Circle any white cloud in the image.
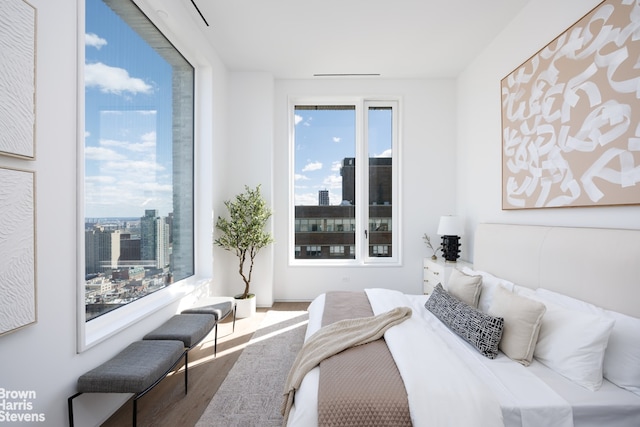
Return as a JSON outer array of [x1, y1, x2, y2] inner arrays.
[[85, 123, 171, 216], [101, 133, 156, 153], [106, 159, 164, 174], [86, 177, 172, 217], [140, 182, 173, 192], [85, 33, 107, 49], [85, 175, 117, 184], [297, 115, 312, 127], [295, 174, 309, 181], [85, 62, 153, 95], [294, 186, 343, 206], [329, 192, 342, 206], [302, 161, 322, 172], [375, 148, 393, 157], [84, 159, 171, 217], [85, 146, 126, 161], [331, 160, 342, 172], [322, 174, 343, 189], [141, 131, 156, 142], [295, 191, 320, 206], [332, 136, 341, 143]]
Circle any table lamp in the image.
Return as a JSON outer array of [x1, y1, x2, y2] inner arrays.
[[437, 215, 462, 262]]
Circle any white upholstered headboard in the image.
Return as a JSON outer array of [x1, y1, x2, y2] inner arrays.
[[473, 223, 640, 318]]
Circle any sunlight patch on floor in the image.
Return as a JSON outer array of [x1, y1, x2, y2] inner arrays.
[[248, 319, 308, 345]]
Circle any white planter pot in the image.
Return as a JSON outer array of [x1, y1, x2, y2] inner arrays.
[[235, 294, 256, 318]]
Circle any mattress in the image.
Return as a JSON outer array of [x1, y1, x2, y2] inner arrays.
[[287, 290, 640, 427]]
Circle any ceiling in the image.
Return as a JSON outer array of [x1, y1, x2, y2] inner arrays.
[[147, 0, 532, 79]]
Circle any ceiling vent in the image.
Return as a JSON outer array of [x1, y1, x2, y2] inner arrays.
[[313, 73, 381, 77], [190, 0, 209, 26]]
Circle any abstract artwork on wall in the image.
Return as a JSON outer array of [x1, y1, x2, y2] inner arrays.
[[501, 0, 640, 209], [0, 167, 36, 336], [0, 0, 36, 159]]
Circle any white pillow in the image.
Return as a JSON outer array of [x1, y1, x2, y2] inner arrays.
[[601, 310, 640, 396], [446, 268, 482, 308], [537, 288, 640, 396], [488, 286, 546, 366], [536, 288, 600, 313], [531, 294, 615, 391], [513, 284, 536, 298], [461, 266, 515, 313]]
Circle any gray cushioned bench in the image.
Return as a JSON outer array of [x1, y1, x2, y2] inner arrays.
[[143, 313, 217, 348], [181, 300, 236, 355], [68, 312, 218, 427]]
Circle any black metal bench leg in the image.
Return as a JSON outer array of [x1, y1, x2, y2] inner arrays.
[[233, 305, 237, 332], [214, 323, 219, 356], [68, 392, 82, 427], [133, 397, 137, 427], [185, 351, 189, 395]]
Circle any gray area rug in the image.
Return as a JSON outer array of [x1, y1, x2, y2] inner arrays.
[[196, 310, 308, 427]]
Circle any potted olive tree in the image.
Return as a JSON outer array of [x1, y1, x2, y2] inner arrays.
[[214, 185, 274, 318]]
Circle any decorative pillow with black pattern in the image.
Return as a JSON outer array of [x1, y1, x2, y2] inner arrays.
[[425, 284, 504, 359]]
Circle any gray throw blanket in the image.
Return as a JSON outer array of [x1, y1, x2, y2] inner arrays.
[[281, 305, 412, 425]]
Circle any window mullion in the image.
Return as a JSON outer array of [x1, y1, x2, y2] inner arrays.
[[355, 100, 367, 263]]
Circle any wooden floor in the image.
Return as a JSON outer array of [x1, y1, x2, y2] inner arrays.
[[101, 302, 310, 427]]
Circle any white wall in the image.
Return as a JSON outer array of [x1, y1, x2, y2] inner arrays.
[[211, 72, 276, 307], [0, 1, 80, 425], [273, 79, 458, 301], [457, 0, 640, 261], [0, 1, 229, 426]]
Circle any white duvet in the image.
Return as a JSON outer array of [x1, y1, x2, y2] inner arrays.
[[287, 288, 576, 427]]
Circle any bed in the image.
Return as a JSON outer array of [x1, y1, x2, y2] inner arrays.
[[284, 223, 640, 427]]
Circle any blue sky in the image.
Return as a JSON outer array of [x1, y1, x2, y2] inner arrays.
[[294, 107, 392, 206], [84, 0, 173, 219], [294, 108, 355, 206]]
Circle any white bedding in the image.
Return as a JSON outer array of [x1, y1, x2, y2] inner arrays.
[[367, 288, 503, 426], [287, 290, 640, 427]]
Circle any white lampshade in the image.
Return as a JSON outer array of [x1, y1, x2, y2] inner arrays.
[[437, 215, 462, 236]]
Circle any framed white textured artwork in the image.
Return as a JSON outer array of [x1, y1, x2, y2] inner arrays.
[[501, 0, 640, 209], [0, 167, 36, 336], [0, 0, 36, 159]]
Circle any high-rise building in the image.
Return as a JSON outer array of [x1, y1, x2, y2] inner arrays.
[[85, 227, 121, 275], [141, 209, 170, 269], [141, 209, 158, 262], [318, 189, 330, 206], [157, 219, 170, 269], [119, 233, 141, 262], [340, 157, 392, 205]]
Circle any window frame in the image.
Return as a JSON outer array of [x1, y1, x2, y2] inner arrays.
[[76, 0, 199, 352], [288, 97, 401, 267]]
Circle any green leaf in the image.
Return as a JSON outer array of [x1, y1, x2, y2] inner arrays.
[[214, 185, 274, 298]]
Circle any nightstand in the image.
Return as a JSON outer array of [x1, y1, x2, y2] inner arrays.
[[423, 258, 472, 294]]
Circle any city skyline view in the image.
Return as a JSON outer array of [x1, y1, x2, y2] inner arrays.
[[84, 207, 172, 320]]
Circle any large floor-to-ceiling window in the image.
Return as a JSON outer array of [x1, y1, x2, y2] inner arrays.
[[82, 0, 194, 325]]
